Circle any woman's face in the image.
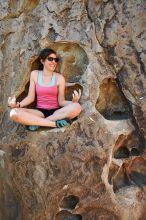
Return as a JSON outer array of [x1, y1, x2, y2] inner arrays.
[[43, 53, 59, 71]]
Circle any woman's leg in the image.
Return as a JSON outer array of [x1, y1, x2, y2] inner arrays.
[[10, 108, 56, 127], [47, 103, 81, 121]]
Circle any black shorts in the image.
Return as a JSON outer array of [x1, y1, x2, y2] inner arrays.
[[36, 108, 60, 118]]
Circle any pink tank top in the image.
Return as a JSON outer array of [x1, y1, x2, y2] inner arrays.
[[35, 71, 60, 109]]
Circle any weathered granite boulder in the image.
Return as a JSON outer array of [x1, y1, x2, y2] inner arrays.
[[0, 0, 146, 219]]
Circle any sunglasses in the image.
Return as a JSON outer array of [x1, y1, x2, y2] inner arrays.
[[47, 57, 59, 62]]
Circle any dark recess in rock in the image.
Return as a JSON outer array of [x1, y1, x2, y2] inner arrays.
[[59, 195, 79, 210]]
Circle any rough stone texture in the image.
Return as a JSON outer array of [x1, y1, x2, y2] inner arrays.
[[0, 0, 146, 219]]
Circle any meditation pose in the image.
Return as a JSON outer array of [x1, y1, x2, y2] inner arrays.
[[8, 48, 81, 130]]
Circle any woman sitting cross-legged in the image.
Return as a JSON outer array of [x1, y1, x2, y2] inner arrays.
[[8, 48, 82, 130]]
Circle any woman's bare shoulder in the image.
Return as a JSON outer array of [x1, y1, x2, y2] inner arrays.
[[56, 73, 65, 86], [56, 73, 65, 80], [31, 70, 39, 75], [30, 70, 39, 82]]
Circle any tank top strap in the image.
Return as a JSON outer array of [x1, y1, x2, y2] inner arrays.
[[51, 73, 56, 86], [51, 72, 59, 86], [55, 73, 59, 84], [37, 71, 43, 85]]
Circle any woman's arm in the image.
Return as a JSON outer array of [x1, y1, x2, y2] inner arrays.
[[58, 75, 81, 107], [18, 71, 37, 107]]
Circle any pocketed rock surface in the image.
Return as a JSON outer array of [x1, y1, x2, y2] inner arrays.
[[0, 0, 146, 219]]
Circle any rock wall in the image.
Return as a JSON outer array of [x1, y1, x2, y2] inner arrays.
[[0, 0, 146, 219]]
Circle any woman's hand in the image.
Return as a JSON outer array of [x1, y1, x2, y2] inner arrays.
[[72, 89, 81, 103], [8, 97, 18, 108]]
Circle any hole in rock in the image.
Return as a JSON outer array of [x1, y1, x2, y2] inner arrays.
[[65, 84, 83, 101], [49, 41, 89, 82], [129, 157, 146, 186], [112, 163, 131, 192], [16, 42, 86, 111], [48, 27, 58, 41], [113, 132, 142, 159], [114, 147, 130, 159], [16, 80, 36, 109], [55, 210, 82, 220], [130, 172, 146, 185], [113, 157, 146, 191], [96, 78, 131, 120], [59, 195, 79, 210], [12, 147, 26, 160], [131, 148, 140, 156]]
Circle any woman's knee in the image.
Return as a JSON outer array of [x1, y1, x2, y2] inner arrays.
[[10, 108, 21, 122], [72, 103, 82, 115]]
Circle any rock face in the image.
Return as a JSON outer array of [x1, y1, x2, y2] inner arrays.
[[0, 0, 146, 219]]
